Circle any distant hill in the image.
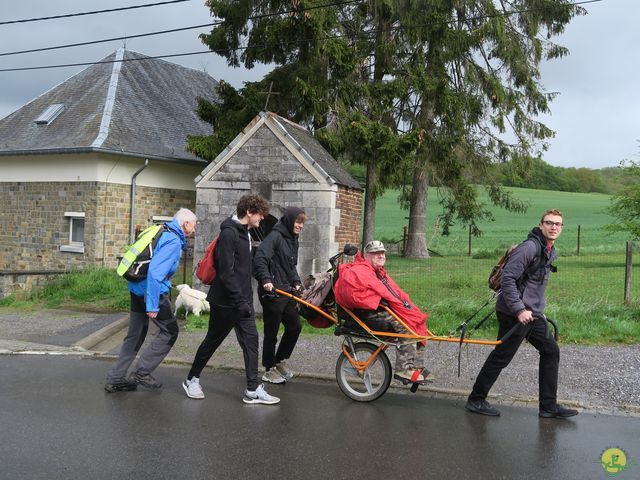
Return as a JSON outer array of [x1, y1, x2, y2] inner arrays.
[[493, 158, 624, 195]]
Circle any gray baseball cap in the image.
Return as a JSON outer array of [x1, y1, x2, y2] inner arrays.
[[364, 240, 386, 253]]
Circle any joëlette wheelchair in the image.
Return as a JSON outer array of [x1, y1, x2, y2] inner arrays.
[[276, 244, 557, 403]]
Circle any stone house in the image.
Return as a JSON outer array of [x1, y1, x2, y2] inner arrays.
[[0, 48, 218, 297], [195, 111, 362, 283]]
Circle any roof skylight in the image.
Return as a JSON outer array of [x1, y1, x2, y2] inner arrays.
[[34, 103, 65, 125]]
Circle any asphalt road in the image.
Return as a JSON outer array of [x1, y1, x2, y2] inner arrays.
[[0, 355, 637, 480]]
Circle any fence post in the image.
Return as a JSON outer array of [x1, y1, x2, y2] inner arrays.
[[624, 241, 633, 305], [577, 224, 581, 256], [403, 226, 408, 256], [468, 224, 472, 257]]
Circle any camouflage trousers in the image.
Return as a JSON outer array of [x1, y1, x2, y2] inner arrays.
[[364, 310, 426, 372]]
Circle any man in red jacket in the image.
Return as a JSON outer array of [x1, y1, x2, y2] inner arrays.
[[334, 240, 432, 384]]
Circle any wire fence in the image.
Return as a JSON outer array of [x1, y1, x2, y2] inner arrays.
[[382, 241, 640, 311]]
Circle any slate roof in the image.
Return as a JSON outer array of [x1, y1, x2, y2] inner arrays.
[[196, 111, 361, 189], [0, 49, 218, 164], [272, 113, 361, 189]]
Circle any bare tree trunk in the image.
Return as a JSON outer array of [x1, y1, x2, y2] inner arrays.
[[362, 161, 377, 249], [404, 164, 429, 258]]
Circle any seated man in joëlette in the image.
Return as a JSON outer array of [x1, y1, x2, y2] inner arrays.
[[334, 240, 432, 383]]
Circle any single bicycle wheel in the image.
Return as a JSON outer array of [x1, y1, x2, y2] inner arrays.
[[335, 341, 392, 402]]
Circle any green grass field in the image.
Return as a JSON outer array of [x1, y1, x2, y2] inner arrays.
[[375, 186, 628, 255], [382, 253, 639, 345], [374, 187, 640, 344]]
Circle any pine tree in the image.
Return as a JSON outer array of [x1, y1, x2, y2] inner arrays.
[[190, 0, 585, 256]]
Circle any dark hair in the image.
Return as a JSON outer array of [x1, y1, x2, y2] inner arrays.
[[237, 194, 270, 219]]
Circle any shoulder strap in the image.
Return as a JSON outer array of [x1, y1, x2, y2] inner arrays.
[[519, 239, 547, 285], [376, 271, 411, 309]]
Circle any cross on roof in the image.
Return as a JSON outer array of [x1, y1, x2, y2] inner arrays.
[[261, 81, 280, 111]]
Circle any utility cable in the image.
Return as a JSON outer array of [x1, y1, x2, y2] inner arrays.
[[0, 24, 214, 57], [0, 0, 364, 58], [0, 0, 602, 73], [0, 1, 190, 26]]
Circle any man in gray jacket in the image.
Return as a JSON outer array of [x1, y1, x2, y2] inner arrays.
[[465, 209, 578, 418]]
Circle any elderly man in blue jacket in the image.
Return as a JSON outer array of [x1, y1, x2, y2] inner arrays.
[[465, 209, 578, 419], [105, 208, 197, 392]]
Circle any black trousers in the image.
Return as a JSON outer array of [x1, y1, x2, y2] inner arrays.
[[468, 310, 560, 411], [260, 296, 302, 369], [188, 305, 259, 391]]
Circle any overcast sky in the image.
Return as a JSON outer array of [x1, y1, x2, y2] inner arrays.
[[0, 0, 637, 169]]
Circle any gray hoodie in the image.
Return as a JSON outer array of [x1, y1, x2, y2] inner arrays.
[[495, 227, 556, 316]]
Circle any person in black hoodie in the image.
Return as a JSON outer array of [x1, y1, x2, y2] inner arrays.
[[182, 194, 280, 405], [253, 206, 306, 384], [465, 209, 578, 419]]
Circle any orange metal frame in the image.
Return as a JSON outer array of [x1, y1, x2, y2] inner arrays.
[[275, 289, 504, 347], [341, 343, 388, 375]]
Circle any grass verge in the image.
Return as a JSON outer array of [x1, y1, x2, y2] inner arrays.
[[2, 266, 638, 345]]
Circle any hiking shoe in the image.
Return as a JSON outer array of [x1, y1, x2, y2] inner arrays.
[[104, 378, 137, 393], [129, 372, 162, 390], [539, 405, 579, 418], [465, 398, 501, 416], [262, 368, 286, 384], [182, 377, 205, 399], [243, 384, 280, 405], [275, 361, 294, 380]]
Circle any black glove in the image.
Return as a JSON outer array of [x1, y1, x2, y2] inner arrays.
[[292, 283, 303, 297], [237, 302, 252, 317], [260, 290, 278, 301]]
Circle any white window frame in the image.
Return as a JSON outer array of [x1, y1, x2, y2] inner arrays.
[[151, 215, 173, 224], [60, 211, 85, 253]]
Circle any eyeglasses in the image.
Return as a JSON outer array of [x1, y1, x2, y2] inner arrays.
[[542, 220, 563, 228]]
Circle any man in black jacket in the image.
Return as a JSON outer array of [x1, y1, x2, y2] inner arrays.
[[466, 209, 578, 419], [182, 194, 280, 405], [254, 206, 306, 383]]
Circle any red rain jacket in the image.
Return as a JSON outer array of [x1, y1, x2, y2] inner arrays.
[[334, 253, 428, 337]]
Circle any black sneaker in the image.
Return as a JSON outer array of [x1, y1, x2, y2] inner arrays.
[[465, 398, 501, 416], [539, 405, 579, 418], [129, 372, 162, 390], [104, 378, 138, 393]]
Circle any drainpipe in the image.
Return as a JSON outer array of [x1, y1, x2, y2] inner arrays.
[[130, 159, 149, 243]]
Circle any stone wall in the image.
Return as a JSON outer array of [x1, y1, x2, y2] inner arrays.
[[196, 124, 354, 277], [0, 181, 101, 272], [96, 182, 195, 266], [195, 122, 364, 313], [0, 181, 195, 296]]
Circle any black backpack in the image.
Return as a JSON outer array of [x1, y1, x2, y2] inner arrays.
[[117, 225, 167, 282]]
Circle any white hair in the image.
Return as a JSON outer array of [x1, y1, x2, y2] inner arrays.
[[173, 208, 197, 227]]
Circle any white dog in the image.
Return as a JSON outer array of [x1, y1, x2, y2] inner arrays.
[[174, 284, 210, 317]]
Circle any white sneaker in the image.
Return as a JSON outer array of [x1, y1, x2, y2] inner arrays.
[[182, 377, 205, 399], [262, 368, 286, 384], [243, 384, 280, 405], [275, 360, 294, 380]]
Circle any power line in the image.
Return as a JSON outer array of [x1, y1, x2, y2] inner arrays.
[[0, 0, 602, 73], [0, 50, 214, 72], [0, 0, 364, 58], [0, 24, 214, 57], [0, 0, 190, 26]]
